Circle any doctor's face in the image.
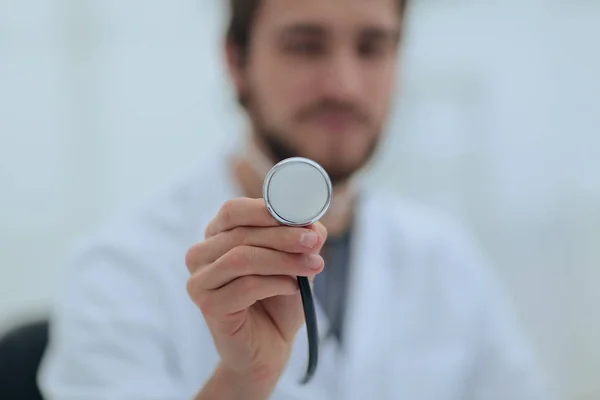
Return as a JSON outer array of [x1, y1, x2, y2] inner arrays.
[[228, 0, 402, 184]]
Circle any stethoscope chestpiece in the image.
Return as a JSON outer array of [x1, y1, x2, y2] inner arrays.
[[263, 157, 332, 227], [262, 157, 332, 385]]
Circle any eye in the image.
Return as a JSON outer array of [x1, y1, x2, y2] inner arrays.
[[284, 40, 325, 56], [357, 39, 389, 58]]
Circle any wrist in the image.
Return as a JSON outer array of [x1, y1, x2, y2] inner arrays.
[[197, 363, 280, 400], [219, 362, 283, 393]]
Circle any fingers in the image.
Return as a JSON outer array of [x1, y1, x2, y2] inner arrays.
[[196, 246, 324, 290], [191, 275, 300, 317], [186, 225, 326, 272], [309, 222, 328, 244], [205, 198, 279, 238]]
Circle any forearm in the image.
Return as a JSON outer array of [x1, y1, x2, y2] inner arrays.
[[195, 364, 277, 400]]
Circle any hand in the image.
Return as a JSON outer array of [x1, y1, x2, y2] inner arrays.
[[185, 198, 327, 390]]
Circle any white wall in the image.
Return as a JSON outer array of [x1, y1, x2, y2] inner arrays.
[[1, 1, 598, 399]]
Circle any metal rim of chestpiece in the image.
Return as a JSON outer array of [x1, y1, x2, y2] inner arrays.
[[262, 157, 333, 227]]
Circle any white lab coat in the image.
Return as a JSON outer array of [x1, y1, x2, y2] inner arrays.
[[38, 147, 553, 400]]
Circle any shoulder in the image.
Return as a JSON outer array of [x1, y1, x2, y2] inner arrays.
[[364, 190, 517, 333], [62, 152, 233, 286], [364, 190, 498, 300], [366, 190, 481, 258]]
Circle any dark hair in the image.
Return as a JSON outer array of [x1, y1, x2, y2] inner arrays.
[[227, 0, 407, 57]]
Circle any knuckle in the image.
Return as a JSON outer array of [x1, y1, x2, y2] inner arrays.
[[220, 199, 236, 225], [187, 276, 215, 315], [240, 275, 261, 293], [230, 226, 248, 246], [242, 245, 257, 264], [185, 275, 201, 300], [225, 246, 251, 271], [184, 243, 202, 272], [185, 277, 194, 297]]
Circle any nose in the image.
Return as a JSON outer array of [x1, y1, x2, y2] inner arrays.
[[319, 50, 362, 102]]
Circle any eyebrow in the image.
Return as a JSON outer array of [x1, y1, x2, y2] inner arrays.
[[277, 23, 401, 42], [362, 26, 401, 40], [278, 23, 327, 39]]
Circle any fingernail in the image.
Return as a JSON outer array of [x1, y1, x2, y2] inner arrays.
[[300, 231, 318, 248], [306, 254, 323, 270]]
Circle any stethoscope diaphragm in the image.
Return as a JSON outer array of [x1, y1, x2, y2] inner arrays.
[[263, 157, 332, 226]]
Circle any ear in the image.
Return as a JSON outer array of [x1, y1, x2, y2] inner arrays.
[[224, 40, 247, 96]]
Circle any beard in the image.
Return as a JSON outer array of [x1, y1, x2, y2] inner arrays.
[[240, 91, 383, 186], [257, 131, 379, 186]]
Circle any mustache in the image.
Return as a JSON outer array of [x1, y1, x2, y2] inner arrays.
[[295, 100, 370, 124]]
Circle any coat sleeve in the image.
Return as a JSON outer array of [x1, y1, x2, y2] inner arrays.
[[37, 228, 191, 400], [452, 228, 559, 400]]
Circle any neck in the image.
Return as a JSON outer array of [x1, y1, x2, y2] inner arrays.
[[229, 141, 356, 237]]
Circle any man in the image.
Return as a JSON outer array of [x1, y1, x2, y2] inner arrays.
[[38, 0, 552, 399]]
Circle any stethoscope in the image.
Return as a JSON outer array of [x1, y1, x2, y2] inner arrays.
[[262, 157, 333, 385]]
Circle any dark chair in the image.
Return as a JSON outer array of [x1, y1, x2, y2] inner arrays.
[[0, 319, 49, 400]]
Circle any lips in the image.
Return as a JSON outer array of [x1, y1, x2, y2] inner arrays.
[[309, 112, 362, 133]]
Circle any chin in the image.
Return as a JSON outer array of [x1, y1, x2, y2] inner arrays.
[[256, 124, 379, 176], [315, 144, 371, 164], [313, 153, 367, 180]]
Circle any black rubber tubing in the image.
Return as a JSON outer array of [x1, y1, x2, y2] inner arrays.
[[297, 276, 319, 384]]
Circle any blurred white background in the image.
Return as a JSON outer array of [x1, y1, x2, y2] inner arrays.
[[1, 1, 598, 399]]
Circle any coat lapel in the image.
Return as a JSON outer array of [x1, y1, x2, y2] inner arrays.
[[339, 192, 399, 399]]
